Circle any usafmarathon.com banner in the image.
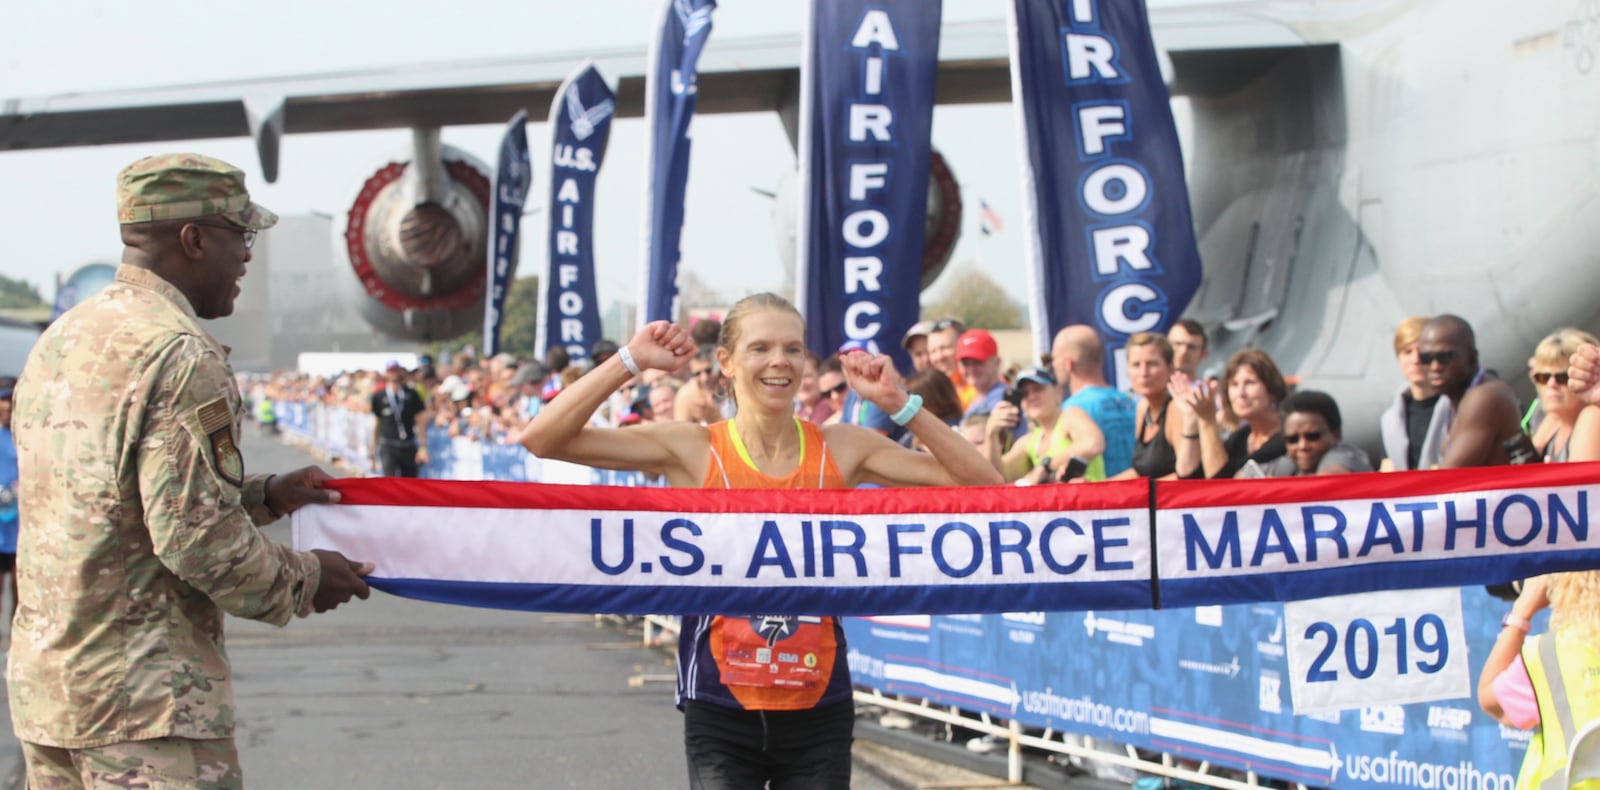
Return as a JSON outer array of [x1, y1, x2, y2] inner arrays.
[[296, 463, 1600, 787], [1007, 0, 1202, 379], [534, 62, 613, 363], [796, 0, 940, 370], [846, 593, 1524, 789]]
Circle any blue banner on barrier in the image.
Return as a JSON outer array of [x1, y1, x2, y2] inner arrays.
[[484, 110, 531, 357], [536, 63, 614, 363], [846, 591, 1525, 788], [638, 0, 715, 327], [796, 1, 940, 369], [1008, 0, 1202, 379]]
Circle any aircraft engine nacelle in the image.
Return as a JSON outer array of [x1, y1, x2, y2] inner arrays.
[[336, 141, 492, 342]]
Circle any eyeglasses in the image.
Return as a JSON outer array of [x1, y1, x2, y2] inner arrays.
[[1416, 350, 1457, 366], [191, 221, 257, 250], [1284, 431, 1324, 445], [824, 381, 848, 397], [1532, 371, 1571, 387]]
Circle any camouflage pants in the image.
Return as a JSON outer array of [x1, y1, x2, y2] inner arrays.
[[22, 737, 242, 790]]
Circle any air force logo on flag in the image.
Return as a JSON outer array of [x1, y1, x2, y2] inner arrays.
[[674, 0, 713, 42], [566, 89, 615, 142]]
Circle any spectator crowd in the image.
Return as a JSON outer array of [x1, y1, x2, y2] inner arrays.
[[253, 311, 1600, 486]]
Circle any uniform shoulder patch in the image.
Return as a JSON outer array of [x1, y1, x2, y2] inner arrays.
[[197, 398, 232, 434], [198, 397, 243, 487]]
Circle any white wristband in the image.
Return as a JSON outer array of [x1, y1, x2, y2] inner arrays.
[[617, 345, 642, 377]]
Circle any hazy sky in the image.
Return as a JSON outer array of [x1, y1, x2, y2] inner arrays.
[[0, 0, 1030, 312]]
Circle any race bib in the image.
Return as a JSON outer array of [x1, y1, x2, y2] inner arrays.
[[711, 615, 835, 691]]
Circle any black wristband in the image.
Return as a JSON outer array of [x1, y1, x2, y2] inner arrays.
[[263, 474, 286, 519]]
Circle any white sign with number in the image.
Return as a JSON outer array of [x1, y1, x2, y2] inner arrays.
[[1283, 588, 1470, 715]]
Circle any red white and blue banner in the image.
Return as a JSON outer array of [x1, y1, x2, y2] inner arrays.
[[296, 464, 1600, 617], [637, 0, 716, 328], [483, 110, 531, 357], [535, 63, 614, 362], [1008, 0, 1202, 378], [297, 478, 1152, 616], [796, 1, 941, 370]]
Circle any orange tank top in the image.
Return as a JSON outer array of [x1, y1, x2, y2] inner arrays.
[[701, 418, 846, 490], [688, 419, 849, 710]]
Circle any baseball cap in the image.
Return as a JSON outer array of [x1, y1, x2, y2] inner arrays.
[[902, 320, 936, 349], [511, 361, 549, 386], [838, 338, 881, 356], [117, 153, 278, 230], [956, 329, 999, 362], [591, 339, 620, 360], [1016, 366, 1057, 388], [384, 360, 405, 372]]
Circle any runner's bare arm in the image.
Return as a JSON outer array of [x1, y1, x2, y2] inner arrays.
[[519, 322, 702, 481], [831, 352, 1002, 488]]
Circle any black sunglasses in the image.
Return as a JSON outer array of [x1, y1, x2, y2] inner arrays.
[[825, 381, 849, 396], [191, 221, 257, 250], [1417, 350, 1457, 366], [1284, 431, 1324, 445], [1532, 371, 1571, 387]]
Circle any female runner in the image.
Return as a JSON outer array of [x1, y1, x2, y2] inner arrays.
[[520, 293, 1001, 788]]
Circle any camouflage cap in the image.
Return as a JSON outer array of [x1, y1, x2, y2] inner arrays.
[[116, 153, 278, 230]]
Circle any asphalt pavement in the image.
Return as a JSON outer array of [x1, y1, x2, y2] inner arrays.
[[0, 426, 1040, 789]]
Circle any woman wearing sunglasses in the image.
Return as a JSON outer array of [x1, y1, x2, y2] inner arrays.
[[1525, 329, 1600, 462], [1258, 390, 1373, 476]]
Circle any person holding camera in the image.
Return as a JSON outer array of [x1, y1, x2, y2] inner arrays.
[[958, 329, 1029, 444], [985, 367, 1106, 484]]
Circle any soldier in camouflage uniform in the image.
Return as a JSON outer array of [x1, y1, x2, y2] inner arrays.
[[8, 153, 376, 789]]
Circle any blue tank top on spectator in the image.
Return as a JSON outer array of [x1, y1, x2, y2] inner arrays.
[[1064, 386, 1137, 477]]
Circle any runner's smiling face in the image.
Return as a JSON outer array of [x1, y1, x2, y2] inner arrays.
[[719, 309, 806, 413]]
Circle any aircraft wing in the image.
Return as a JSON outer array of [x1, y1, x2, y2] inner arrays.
[[0, 2, 1366, 180]]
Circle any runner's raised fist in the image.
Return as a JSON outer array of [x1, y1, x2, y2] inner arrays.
[[627, 321, 697, 371]]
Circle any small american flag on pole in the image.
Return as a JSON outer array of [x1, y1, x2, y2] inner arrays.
[[979, 199, 1004, 236]]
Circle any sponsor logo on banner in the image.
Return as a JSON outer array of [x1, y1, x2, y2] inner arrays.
[[1499, 724, 1533, 747], [1360, 705, 1407, 735], [536, 64, 613, 362], [1180, 655, 1241, 679], [797, 0, 941, 367], [1258, 669, 1282, 714], [1426, 706, 1472, 743], [1003, 611, 1046, 644], [1082, 611, 1152, 646], [1257, 615, 1285, 659], [1193, 605, 1222, 627], [937, 613, 985, 638]]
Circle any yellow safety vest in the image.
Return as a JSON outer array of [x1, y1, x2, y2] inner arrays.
[[1519, 631, 1600, 790]]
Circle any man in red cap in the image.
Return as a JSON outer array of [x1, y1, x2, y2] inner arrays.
[[958, 329, 1028, 442]]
